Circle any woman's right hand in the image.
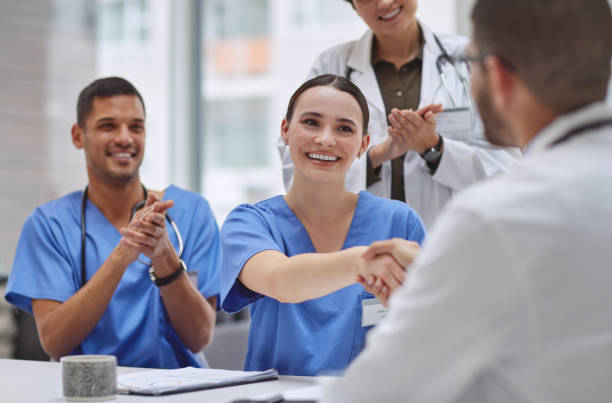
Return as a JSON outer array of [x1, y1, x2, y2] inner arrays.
[[357, 239, 421, 305], [356, 252, 406, 306]]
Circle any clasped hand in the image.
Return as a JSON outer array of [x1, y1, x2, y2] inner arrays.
[[356, 238, 421, 306], [119, 193, 175, 264], [383, 103, 443, 159]]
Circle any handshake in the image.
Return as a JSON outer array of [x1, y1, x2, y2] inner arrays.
[[356, 239, 421, 307]]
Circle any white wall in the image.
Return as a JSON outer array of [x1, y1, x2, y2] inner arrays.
[[416, 0, 457, 33]]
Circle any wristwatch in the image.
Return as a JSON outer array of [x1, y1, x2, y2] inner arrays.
[[420, 134, 444, 164], [149, 259, 186, 287]]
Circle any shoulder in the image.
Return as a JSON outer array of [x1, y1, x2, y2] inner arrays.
[[442, 160, 551, 225], [164, 185, 215, 219], [310, 33, 368, 75], [165, 185, 208, 206], [359, 191, 421, 222], [437, 32, 468, 56], [28, 191, 81, 225], [421, 22, 468, 56], [225, 195, 285, 225]]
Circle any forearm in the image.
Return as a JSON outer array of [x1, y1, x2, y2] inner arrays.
[[240, 247, 366, 304], [150, 248, 216, 352], [33, 247, 131, 359], [368, 143, 389, 170], [160, 277, 216, 353]]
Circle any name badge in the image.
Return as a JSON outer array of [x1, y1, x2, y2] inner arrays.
[[436, 107, 471, 133], [361, 298, 389, 327]]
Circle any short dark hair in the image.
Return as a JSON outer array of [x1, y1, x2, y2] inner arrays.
[[285, 74, 370, 136], [471, 0, 612, 113], [76, 77, 146, 128]]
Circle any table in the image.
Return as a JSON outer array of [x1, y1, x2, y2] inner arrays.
[[0, 358, 320, 402]]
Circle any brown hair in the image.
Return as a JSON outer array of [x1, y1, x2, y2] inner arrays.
[[285, 74, 370, 136], [471, 0, 612, 113]]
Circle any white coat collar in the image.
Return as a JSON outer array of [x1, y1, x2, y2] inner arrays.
[[525, 102, 612, 155], [345, 22, 446, 113], [346, 30, 386, 116], [346, 22, 442, 71]]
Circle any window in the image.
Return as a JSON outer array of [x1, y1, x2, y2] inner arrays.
[[96, 0, 149, 47], [205, 98, 270, 168]]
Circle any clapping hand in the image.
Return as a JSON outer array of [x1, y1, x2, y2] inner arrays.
[[386, 103, 443, 157], [119, 193, 175, 262]]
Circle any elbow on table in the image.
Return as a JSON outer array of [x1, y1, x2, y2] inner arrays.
[[38, 331, 69, 362], [186, 314, 216, 353]]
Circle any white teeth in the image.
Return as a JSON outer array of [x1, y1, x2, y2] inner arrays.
[[308, 153, 338, 162], [381, 7, 400, 20], [113, 153, 132, 158]]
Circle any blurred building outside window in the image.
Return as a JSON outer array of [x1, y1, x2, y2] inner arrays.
[[201, 0, 368, 222]]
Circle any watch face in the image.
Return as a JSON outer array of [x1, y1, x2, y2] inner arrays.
[[422, 135, 443, 163], [423, 148, 441, 162]]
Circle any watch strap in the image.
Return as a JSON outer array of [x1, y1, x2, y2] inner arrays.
[[149, 259, 186, 287], [420, 134, 444, 162]]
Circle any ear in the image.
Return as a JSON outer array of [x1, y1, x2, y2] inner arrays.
[[280, 118, 289, 146], [71, 124, 84, 149], [485, 56, 517, 110], [358, 134, 370, 158]]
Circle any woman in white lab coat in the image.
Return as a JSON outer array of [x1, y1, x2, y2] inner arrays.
[[278, 0, 521, 229]]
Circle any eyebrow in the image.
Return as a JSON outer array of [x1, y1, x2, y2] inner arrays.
[[96, 117, 145, 124], [300, 112, 357, 127]]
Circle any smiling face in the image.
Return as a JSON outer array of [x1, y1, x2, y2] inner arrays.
[[352, 0, 418, 38], [282, 85, 369, 186], [72, 94, 145, 186]]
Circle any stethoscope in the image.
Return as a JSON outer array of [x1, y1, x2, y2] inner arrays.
[[432, 34, 473, 108], [80, 184, 184, 287], [345, 34, 473, 108]]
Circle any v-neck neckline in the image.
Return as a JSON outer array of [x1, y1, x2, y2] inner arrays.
[[279, 191, 364, 253]]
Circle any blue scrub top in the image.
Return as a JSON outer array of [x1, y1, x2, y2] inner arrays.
[[5, 185, 221, 369], [220, 191, 426, 376]]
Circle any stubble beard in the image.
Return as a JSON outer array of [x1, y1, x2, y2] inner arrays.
[[475, 82, 517, 148]]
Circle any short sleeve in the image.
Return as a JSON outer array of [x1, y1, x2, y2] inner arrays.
[[5, 208, 79, 313], [182, 197, 222, 300], [220, 204, 283, 313], [406, 209, 427, 246]]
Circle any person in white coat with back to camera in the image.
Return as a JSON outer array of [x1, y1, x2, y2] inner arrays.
[[320, 0, 612, 401], [278, 0, 521, 229]]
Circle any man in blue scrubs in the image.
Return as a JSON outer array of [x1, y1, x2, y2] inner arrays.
[[5, 77, 221, 368]]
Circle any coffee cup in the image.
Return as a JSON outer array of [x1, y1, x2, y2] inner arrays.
[[61, 355, 117, 401]]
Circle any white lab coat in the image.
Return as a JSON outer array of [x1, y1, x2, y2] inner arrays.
[[278, 23, 521, 229], [320, 102, 612, 403]]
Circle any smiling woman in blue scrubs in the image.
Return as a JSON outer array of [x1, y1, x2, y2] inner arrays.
[[220, 74, 426, 376]]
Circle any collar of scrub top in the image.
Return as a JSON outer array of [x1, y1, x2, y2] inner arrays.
[[80, 184, 184, 288]]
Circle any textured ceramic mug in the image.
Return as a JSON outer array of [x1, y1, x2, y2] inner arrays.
[[61, 355, 117, 401]]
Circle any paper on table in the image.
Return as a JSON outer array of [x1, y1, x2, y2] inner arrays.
[[234, 385, 322, 403], [117, 366, 278, 396]]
